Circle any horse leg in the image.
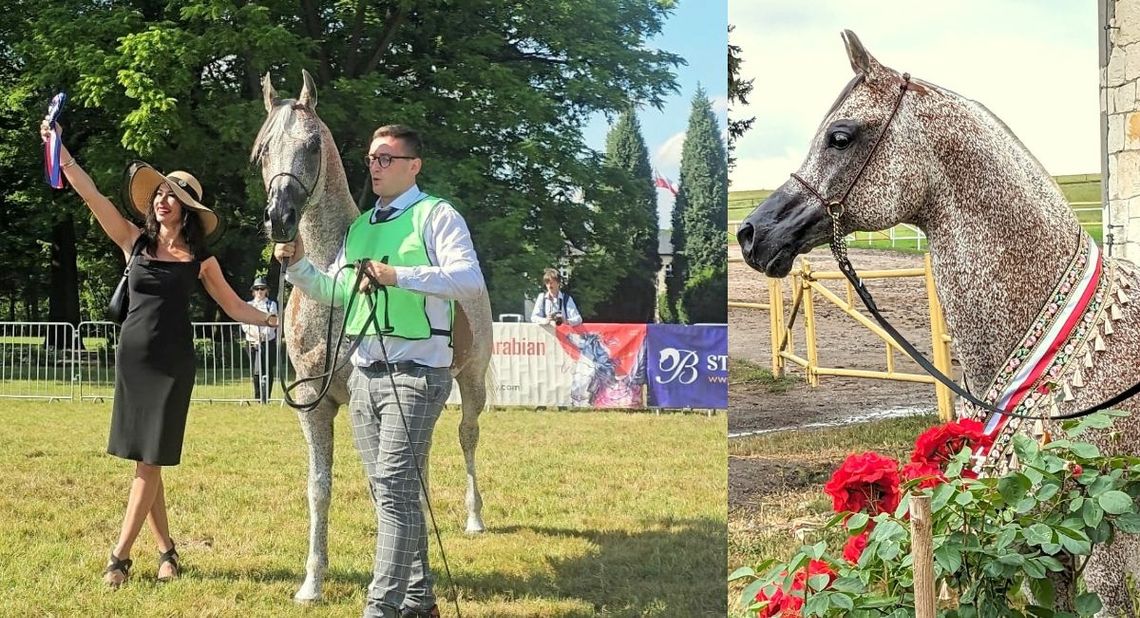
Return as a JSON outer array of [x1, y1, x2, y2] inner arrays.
[[1085, 536, 1140, 617], [457, 371, 486, 534], [293, 399, 338, 603]]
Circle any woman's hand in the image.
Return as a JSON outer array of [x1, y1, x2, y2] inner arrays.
[[39, 119, 59, 144]]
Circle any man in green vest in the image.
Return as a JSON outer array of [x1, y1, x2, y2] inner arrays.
[[274, 125, 485, 618]]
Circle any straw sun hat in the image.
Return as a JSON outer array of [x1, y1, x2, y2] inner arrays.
[[125, 161, 220, 239]]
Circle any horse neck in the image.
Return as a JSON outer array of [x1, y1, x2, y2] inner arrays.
[[298, 140, 359, 270], [916, 117, 1082, 389]]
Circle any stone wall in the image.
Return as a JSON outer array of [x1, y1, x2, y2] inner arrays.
[[1104, 0, 1140, 264]]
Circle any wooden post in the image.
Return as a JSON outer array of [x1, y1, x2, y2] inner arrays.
[[910, 492, 936, 618], [800, 259, 819, 387], [924, 253, 954, 422], [769, 277, 784, 377]]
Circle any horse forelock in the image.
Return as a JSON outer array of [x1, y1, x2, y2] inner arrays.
[[251, 100, 323, 165]]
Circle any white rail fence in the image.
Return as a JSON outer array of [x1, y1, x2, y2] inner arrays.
[[3, 321, 286, 404]]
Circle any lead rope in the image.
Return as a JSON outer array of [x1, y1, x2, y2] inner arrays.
[[276, 261, 461, 616]]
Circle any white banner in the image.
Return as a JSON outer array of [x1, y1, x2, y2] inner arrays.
[[447, 322, 647, 408]]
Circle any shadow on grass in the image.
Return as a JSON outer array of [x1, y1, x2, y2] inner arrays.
[[193, 518, 726, 616], [463, 518, 728, 616]]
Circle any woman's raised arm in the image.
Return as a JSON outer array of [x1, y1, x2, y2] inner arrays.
[[40, 120, 139, 254]]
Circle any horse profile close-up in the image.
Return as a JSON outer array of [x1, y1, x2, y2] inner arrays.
[[736, 30, 1140, 614]]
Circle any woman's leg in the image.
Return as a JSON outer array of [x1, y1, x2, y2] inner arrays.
[[104, 462, 163, 584], [147, 476, 174, 551], [111, 462, 163, 558], [147, 477, 179, 579]]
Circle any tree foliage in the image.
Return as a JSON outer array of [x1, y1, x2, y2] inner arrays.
[[590, 108, 660, 322], [667, 87, 727, 324], [0, 0, 683, 321], [728, 24, 755, 170]]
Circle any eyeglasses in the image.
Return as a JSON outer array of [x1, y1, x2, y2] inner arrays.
[[364, 153, 418, 168], [253, 287, 268, 291]]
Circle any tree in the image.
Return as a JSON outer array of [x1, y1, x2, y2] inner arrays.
[[2, 0, 684, 321], [591, 108, 660, 322], [728, 24, 755, 171], [672, 87, 727, 324]]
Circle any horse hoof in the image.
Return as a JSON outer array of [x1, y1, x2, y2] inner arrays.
[[294, 582, 323, 604], [465, 516, 486, 534]]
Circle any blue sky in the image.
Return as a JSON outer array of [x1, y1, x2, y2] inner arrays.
[[729, 1, 1100, 190], [581, 0, 729, 229]]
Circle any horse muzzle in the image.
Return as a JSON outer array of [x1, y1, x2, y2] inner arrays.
[[737, 188, 830, 278], [264, 191, 299, 243]]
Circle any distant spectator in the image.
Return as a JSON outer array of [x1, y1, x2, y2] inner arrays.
[[240, 277, 278, 403], [530, 268, 582, 326]]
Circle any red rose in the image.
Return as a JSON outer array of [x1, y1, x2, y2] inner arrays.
[[824, 452, 902, 515], [1071, 463, 1083, 477], [842, 530, 870, 564], [753, 559, 836, 617], [901, 461, 946, 489], [910, 419, 992, 479]]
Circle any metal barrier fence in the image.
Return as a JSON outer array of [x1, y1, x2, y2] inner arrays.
[[2, 321, 283, 404]]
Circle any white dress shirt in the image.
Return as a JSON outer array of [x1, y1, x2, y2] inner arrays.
[[285, 185, 485, 368], [241, 297, 278, 344], [530, 291, 583, 326]]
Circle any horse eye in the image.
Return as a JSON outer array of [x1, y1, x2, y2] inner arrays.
[[827, 131, 853, 150]]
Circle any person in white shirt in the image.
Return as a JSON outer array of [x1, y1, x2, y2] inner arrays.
[[273, 124, 483, 618], [530, 268, 583, 326], [240, 277, 278, 403]]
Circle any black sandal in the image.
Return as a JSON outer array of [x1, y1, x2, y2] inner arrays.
[[102, 553, 132, 588], [157, 545, 180, 582]]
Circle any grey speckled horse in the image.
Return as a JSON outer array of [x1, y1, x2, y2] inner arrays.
[[737, 31, 1140, 615], [252, 71, 493, 603]]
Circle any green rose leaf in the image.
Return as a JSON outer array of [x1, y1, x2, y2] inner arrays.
[[1098, 490, 1134, 515]]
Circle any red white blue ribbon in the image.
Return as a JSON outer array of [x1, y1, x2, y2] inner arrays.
[[43, 92, 67, 189], [972, 236, 1102, 467]]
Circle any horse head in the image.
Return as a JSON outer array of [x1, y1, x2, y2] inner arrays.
[[252, 69, 328, 243], [737, 30, 934, 277]]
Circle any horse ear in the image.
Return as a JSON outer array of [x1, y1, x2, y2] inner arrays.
[[842, 30, 885, 80], [262, 72, 278, 113], [299, 69, 318, 109]]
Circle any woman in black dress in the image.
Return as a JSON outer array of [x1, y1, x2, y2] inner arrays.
[[41, 121, 279, 587]]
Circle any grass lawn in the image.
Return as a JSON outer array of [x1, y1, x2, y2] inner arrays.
[[0, 401, 727, 617]]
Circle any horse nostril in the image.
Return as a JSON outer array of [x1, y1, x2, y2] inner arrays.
[[737, 222, 755, 252]]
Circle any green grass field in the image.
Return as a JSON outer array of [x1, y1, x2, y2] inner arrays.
[[728, 175, 1104, 249], [0, 401, 727, 617]]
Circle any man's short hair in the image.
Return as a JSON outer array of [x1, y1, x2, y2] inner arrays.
[[543, 268, 561, 283], [371, 124, 422, 158]]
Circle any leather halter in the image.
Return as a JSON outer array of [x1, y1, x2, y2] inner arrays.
[[785, 72, 1140, 422], [790, 73, 918, 221]]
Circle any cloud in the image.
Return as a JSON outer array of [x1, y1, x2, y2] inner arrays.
[[652, 131, 686, 176], [729, 1, 1100, 189], [711, 95, 730, 115]]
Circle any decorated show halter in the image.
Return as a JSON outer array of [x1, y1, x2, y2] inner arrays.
[[787, 73, 1140, 469]]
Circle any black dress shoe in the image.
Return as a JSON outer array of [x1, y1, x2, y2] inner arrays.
[[399, 605, 440, 618]]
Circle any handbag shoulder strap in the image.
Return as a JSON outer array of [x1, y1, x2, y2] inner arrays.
[[123, 233, 147, 274]]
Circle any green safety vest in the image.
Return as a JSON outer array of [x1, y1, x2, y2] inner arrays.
[[342, 195, 453, 340]]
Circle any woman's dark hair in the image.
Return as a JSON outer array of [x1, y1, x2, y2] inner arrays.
[[143, 192, 206, 258]]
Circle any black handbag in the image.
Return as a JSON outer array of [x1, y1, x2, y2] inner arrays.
[[107, 236, 146, 324]]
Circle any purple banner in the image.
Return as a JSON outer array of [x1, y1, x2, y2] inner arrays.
[[646, 324, 727, 409]]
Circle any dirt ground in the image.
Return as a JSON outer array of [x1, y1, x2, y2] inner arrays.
[[728, 246, 950, 509]]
